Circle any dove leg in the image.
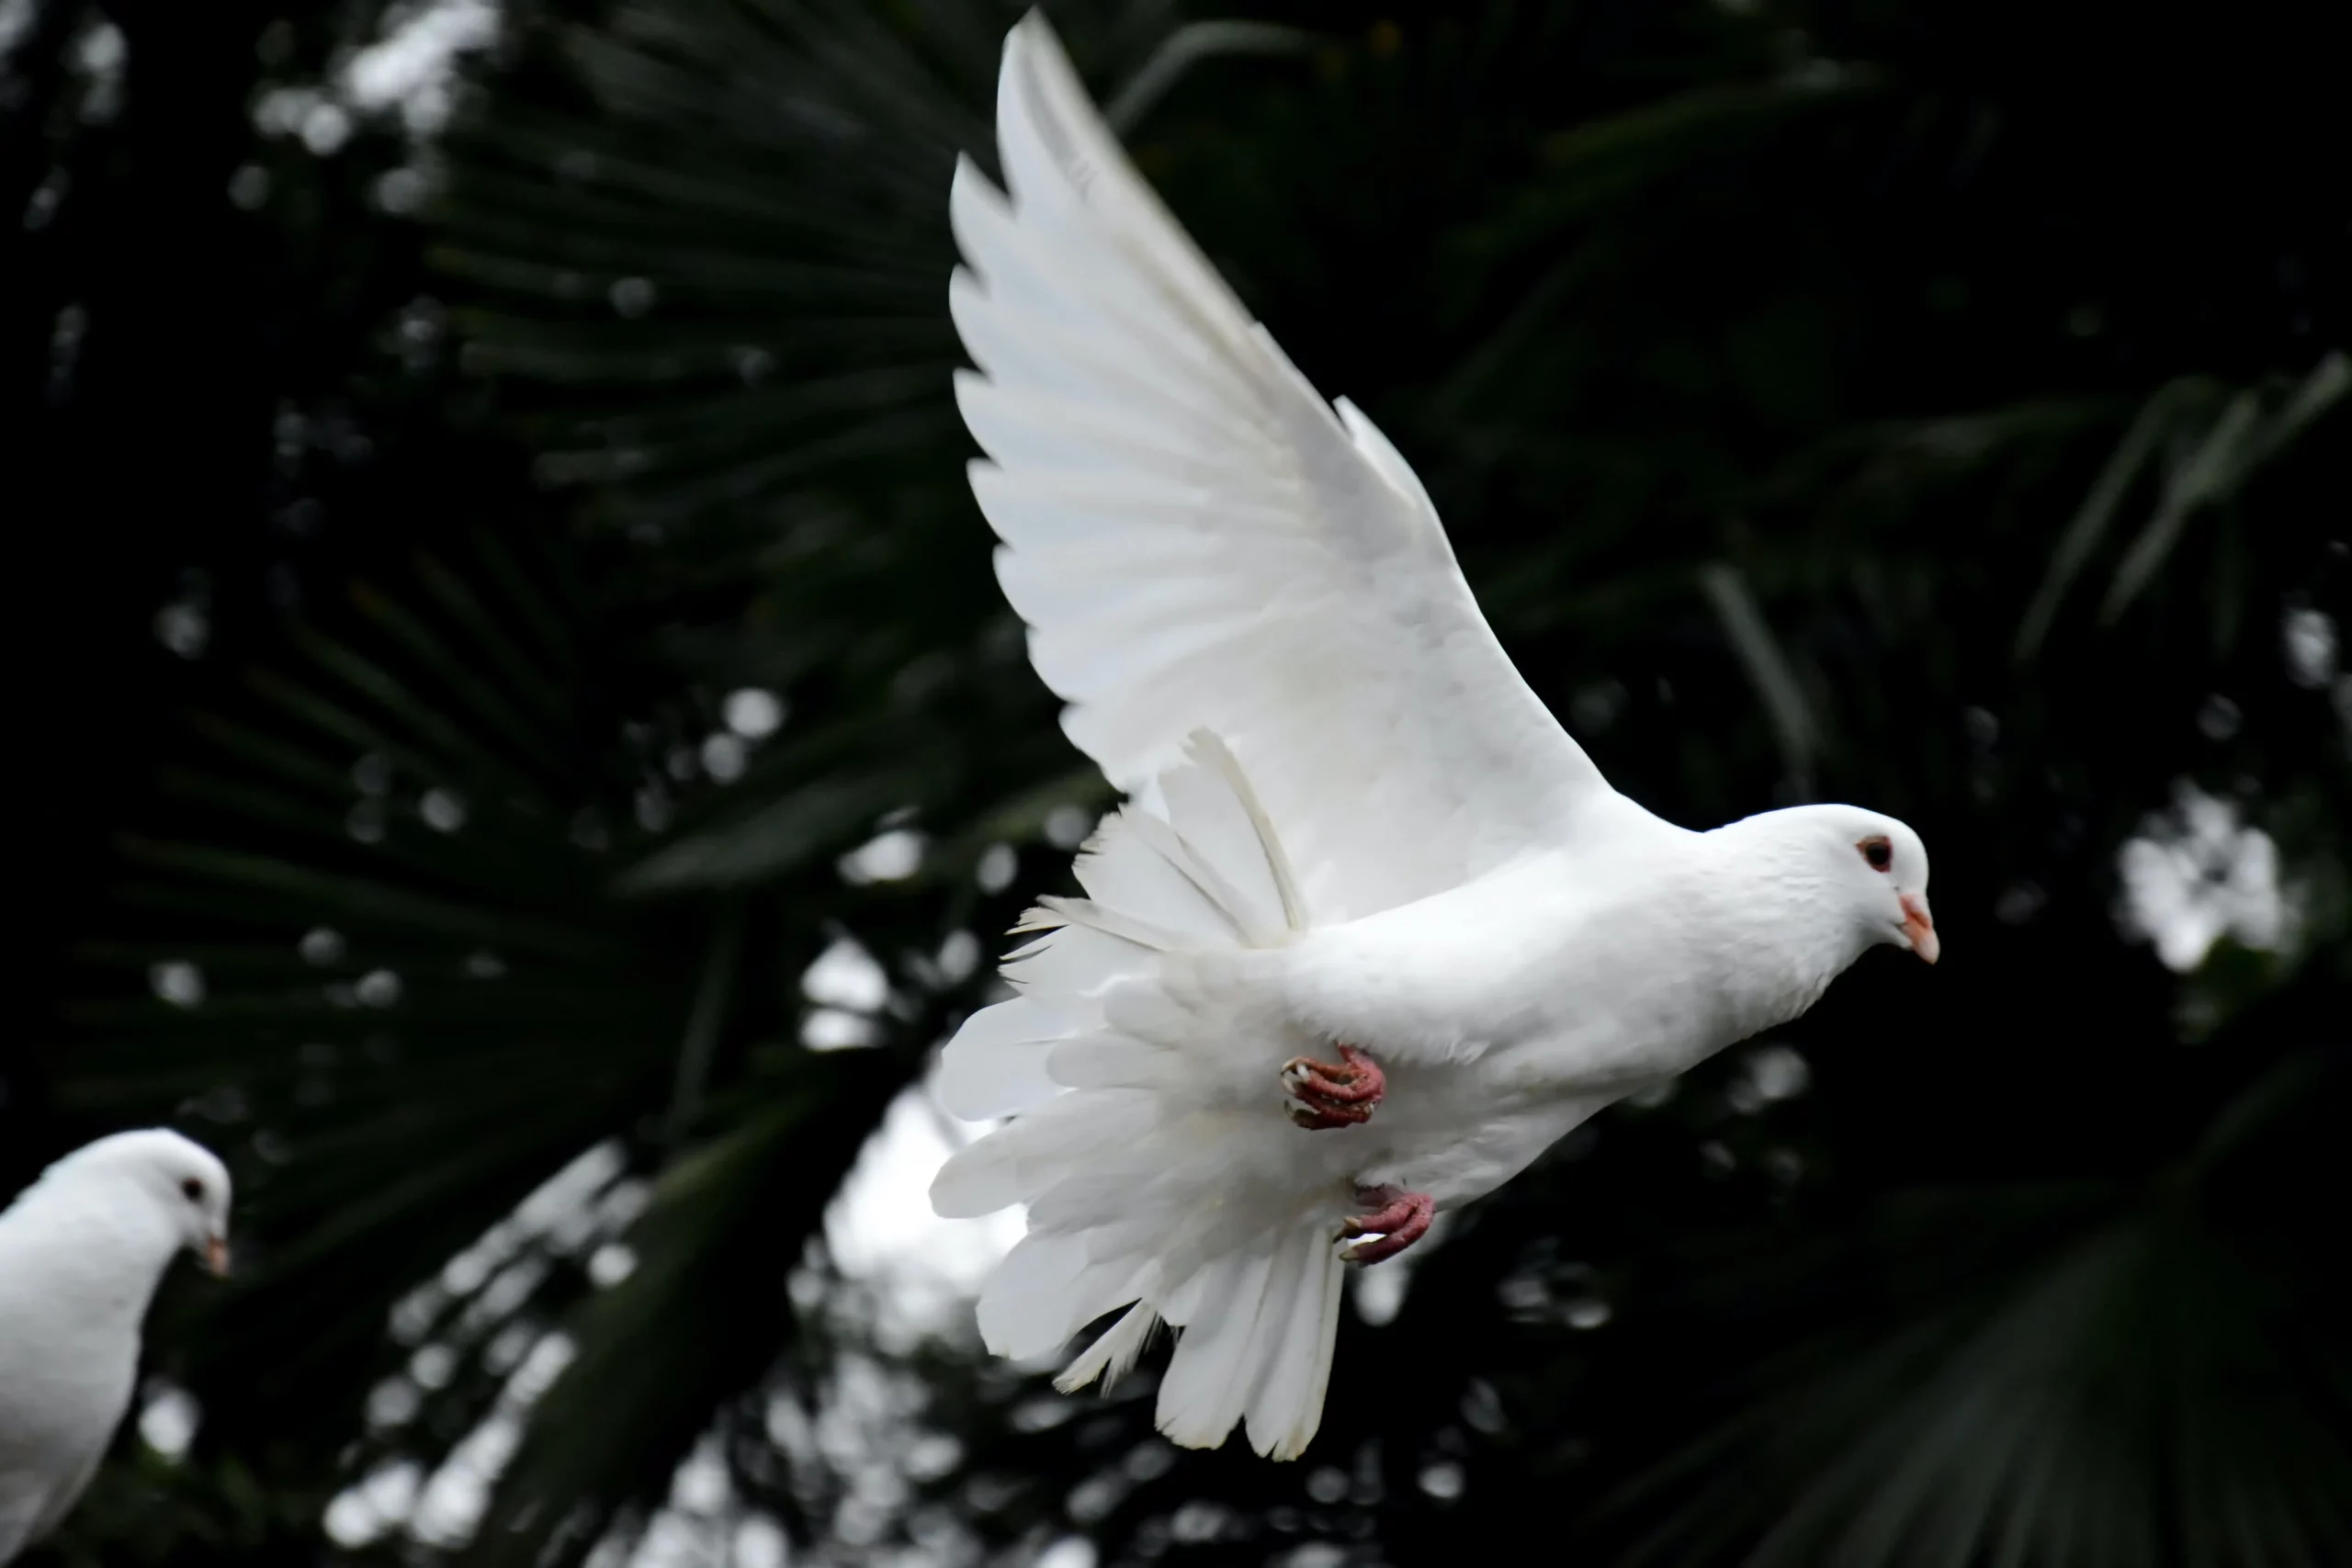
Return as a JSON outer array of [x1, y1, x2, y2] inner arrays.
[[1281, 1043, 1386, 1129], [1341, 1184, 1434, 1265]]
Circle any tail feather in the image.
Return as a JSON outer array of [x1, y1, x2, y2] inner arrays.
[[930, 1088, 1154, 1218], [934, 994, 1097, 1120], [1026, 1156, 1182, 1234], [974, 1232, 1090, 1358], [1028, 894, 1192, 953], [1053, 1301, 1161, 1394], [1155, 1251, 1273, 1446], [929, 729, 1346, 1459], [1042, 1031, 1170, 1092], [1247, 1225, 1347, 1461], [1000, 920, 1155, 996], [1150, 1224, 1344, 1460]]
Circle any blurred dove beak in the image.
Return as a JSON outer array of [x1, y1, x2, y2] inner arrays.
[[203, 1235, 232, 1278], [1901, 893, 1939, 964]]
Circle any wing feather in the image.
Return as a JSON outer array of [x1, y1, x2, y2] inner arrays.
[[955, 14, 1623, 919]]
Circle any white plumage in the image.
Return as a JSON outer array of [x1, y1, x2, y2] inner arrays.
[[931, 12, 1939, 1461], [0, 1130, 232, 1562]]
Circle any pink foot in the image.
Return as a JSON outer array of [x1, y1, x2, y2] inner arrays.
[[1341, 1185, 1434, 1264], [1281, 1043, 1386, 1130]]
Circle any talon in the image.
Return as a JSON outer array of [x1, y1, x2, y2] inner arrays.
[[1340, 1184, 1433, 1265], [1280, 1043, 1386, 1131]]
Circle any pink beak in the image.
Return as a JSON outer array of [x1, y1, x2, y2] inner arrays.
[[1901, 892, 1939, 964], [203, 1235, 232, 1278]]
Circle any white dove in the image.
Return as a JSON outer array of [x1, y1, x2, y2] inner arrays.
[[0, 1129, 233, 1562], [929, 12, 1938, 1461]]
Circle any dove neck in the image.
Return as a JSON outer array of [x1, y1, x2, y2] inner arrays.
[[3, 1168, 187, 1331], [1700, 812, 1875, 1031]]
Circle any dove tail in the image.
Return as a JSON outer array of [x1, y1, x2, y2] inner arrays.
[[929, 730, 1348, 1460]]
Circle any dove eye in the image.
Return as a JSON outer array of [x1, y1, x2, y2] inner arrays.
[[1859, 837, 1894, 873], [181, 1177, 205, 1202]]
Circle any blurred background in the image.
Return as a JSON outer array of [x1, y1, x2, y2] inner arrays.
[[6, 0, 2348, 1563]]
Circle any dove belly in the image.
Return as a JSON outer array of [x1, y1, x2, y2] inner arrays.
[[1270, 865, 1747, 1206], [1312, 1025, 1682, 1211]]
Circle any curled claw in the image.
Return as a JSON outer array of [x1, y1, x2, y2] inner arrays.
[[1280, 1043, 1386, 1130], [1341, 1185, 1434, 1265]]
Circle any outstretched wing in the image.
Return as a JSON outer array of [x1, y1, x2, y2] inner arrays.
[[952, 13, 1621, 919]]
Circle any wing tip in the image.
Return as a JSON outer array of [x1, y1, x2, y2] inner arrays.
[[995, 6, 1114, 198], [948, 153, 1000, 220], [1004, 7, 1071, 92]]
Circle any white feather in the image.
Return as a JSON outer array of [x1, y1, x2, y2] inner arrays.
[[931, 10, 1938, 1465], [928, 1087, 1157, 1219], [1071, 813, 1248, 945], [1246, 1229, 1348, 1461], [0, 1131, 232, 1561], [956, 12, 1616, 929], [1045, 1032, 1168, 1091], [999, 922, 1154, 997], [1155, 1249, 1274, 1448], [974, 1232, 1091, 1358], [1054, 1301, 1161, 1395], [934, 994, 1095, 1120]]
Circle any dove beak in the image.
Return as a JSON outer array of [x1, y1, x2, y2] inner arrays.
[[203, 1235, 232, 1278], [1900, 892, 1939, 964]]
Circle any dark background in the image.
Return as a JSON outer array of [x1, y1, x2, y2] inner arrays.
[[6, 1, 2347, 1563]]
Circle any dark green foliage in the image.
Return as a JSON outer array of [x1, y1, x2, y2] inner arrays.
[[8, 0, 2346, 1564]]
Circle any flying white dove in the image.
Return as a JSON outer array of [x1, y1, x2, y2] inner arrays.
[[0, 1129, 232, 1562], [929, 12, 1938, 1461]]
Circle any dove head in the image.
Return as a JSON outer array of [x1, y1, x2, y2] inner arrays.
[[50, 1129, 234, 1279], [1731, 804, 1937, 966]]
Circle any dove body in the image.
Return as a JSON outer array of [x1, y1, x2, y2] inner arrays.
[[0, 1130, 232, 1562], [932, 11, 1935, 1462], [1268, 804, 1928, 1204]]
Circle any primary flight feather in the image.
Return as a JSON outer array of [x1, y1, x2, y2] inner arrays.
[[931, 11, 1938, 1461]]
